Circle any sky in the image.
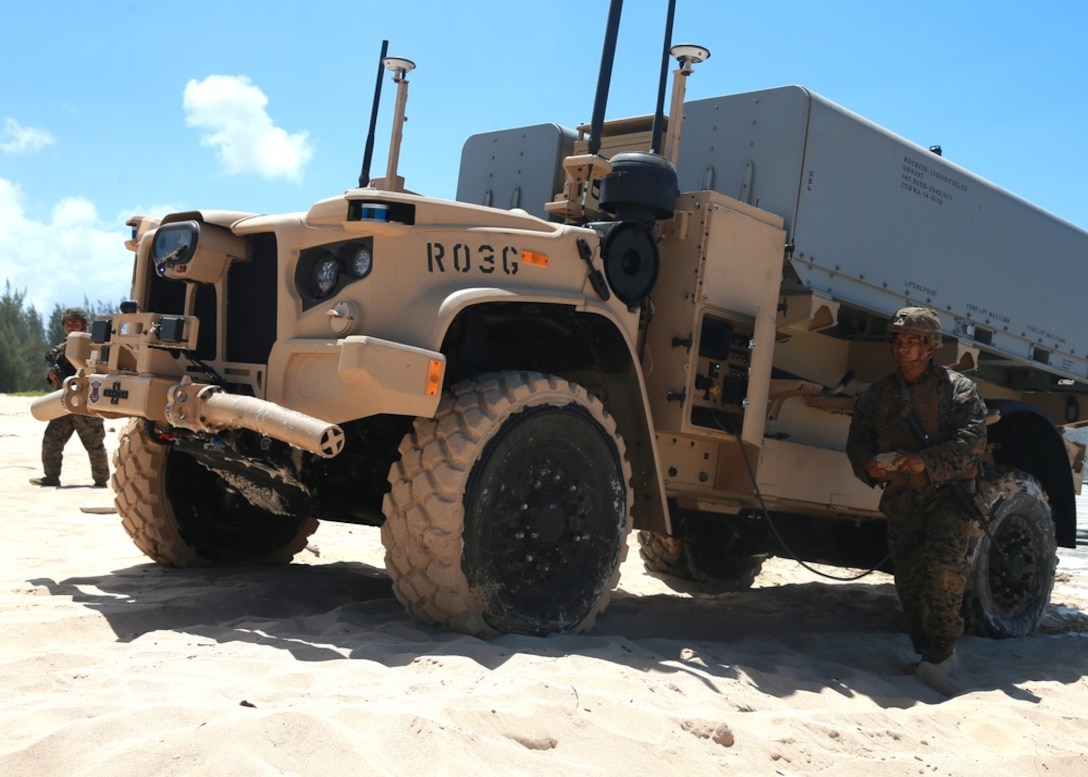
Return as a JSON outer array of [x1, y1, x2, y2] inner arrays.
[[1, 0, 1086, 315]]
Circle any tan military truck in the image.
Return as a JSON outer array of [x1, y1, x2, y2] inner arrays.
[[33, 6, 1084, 639]]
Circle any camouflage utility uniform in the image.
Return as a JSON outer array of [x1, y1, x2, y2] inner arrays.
[[846, 361, 987, 662], [37, 339, 110, 487]]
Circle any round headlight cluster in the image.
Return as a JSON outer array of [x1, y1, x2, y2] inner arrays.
[[304, 239, 374, 301], [311, 253, 340, 297], [350, 245, 373, 279]]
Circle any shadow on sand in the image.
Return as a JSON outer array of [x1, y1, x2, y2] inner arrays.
[[30, 551, 1088, 708]]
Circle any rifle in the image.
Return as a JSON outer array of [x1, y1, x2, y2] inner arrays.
[[44, 343, 74, 388], [897, 408, 1009, 562]]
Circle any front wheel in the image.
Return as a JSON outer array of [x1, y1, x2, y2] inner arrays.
[[381, 372, 633, 636], [112, 420, 318, 566], [963, 469, 1056, 638]]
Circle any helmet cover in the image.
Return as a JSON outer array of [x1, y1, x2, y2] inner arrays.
[[885, 306, 942, 348]]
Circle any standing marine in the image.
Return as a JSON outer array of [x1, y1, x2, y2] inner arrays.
[[845, 307, 987, 695], [29, 306, 110, 489]]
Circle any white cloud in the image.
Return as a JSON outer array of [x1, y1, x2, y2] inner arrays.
[[183, 75, 313, 181], [0, 177, 132, 314], [0, 118, 56, 154]]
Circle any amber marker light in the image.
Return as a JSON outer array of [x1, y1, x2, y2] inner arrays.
[[521, 250, 549, 268], [426, 359, 444, 396]]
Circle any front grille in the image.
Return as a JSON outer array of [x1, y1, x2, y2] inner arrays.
[[226, 232, 278, 364], [147, 269, 186, 316], [192, 284, 217, 359], [145, 231, 278, 364], [147, 269, 217, 361]]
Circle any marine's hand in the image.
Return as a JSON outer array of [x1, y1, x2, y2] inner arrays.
[[895, 451, 926, 474], [867, 450, 925, 480], [866, 457, 893, 480], [867, 451, 925, 478]]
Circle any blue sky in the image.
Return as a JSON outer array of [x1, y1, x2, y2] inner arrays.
[[2, 0, 1085, 314]]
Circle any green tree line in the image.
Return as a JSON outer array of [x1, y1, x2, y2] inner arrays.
[[0, 282, 118, 393]]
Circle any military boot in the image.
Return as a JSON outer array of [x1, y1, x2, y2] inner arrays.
[[916, 649, 960, 697]]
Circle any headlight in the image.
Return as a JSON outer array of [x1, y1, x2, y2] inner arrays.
[[295, 237, 374, 310], [349, 245, 373, 279], [151, 221, 198, 273], [147, 219, 244, 284], [311, 253, 340, 297]]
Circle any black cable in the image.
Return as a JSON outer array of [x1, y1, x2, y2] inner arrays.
[[727, 421, 890, 582]]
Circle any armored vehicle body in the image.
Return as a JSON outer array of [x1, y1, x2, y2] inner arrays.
[[34, 4, 1084, 638]]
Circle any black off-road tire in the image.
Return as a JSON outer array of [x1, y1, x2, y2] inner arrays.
[[637, 531, 687, 577], [638, 523, 766, 590], [963, 469, 1056, 638], [112, 420, 318, 566], [381, 371, 633, 637]]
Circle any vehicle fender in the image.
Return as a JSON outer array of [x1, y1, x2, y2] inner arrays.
[[431, 287, 671, 535], [986, 400, 1077, 548]]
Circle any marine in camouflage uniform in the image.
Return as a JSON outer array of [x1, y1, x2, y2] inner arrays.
[[30, 307, 110, 488], [846, 307, 987, 677]]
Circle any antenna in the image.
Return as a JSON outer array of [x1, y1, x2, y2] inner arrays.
[[670, 43, 710, 69], [649, 0, 677, 155], [359, 39, 389, 188], [662, 43, 710, 165], [379, 55, 416, 192], [587, 0, 623, 157]]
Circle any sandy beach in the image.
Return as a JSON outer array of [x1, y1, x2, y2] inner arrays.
[[2, 393, 1087, 775]]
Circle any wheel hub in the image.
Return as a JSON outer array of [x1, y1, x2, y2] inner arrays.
[[459, 399, 628, 635], [991, 523, 1036, 608], [529, 492, 569, 546], [500, 458, 589, 586]]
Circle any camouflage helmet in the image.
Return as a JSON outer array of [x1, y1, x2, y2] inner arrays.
[[61, 306, 91, 324], [885, 306, 942, 348]]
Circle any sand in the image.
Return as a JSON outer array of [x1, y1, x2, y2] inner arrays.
[[2, 393, 1087, 776]]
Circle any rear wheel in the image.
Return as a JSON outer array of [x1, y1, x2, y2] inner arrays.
[[637, 531, 687, 577], [638, 519, 766, 590], [381, 372, 633, 636], [112, 420, 318, 566], [963, 469, 1056, 638]]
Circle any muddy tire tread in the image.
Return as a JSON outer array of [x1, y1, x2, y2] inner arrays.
[[112, 420, 317, 567], [381, 371, 632, 636]]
